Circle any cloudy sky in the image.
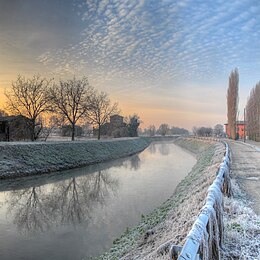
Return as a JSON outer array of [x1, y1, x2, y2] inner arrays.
[[0, 0, 259, 129]]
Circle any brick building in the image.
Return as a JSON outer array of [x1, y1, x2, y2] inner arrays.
[[224, 121, 245, 139], [0, 115, 31, 141], [93, 115, 128, 138]]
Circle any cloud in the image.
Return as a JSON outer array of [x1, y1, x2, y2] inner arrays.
[[37, 0, 260, 93]]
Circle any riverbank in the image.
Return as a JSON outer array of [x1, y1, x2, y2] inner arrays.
[[0, 138, 151, 179], [97, 138, 225, 260]]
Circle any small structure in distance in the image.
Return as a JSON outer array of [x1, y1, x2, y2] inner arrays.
[[224, 121, 245, 140], [0, 115, 31, 141]]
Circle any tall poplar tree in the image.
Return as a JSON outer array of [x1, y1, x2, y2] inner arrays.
[[227, 69, 239, 140]]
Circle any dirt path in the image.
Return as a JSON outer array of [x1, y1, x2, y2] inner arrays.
[[228, 140, 260, 215]]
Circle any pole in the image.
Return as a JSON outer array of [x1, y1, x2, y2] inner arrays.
[[244, 107, 246, 143]]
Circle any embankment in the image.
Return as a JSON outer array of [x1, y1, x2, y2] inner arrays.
[[0, 138, 150, 179], [98, 138, 225, 260]]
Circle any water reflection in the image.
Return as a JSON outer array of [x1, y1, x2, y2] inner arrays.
[[0, 142, 196, 260], [147, 143, 157, 154], [6, 171, 118, 233], [0, 154, 139, 192], [158, 142, 170, 155], [147, 142, 171, 156], [7, 187, 51, 233]]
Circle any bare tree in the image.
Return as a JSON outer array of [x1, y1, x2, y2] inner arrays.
[[227, 69, 239, 140], [39, 115, 63, 141], [147, 125, 156, 136], [50, 77, 93, 141], [214, 124, 224, 137], [87, 91, 119, 140], [5, 75, 53, 140], [170, 126, 189, 135], [246, 82, 260, 141], [158, 123, 170, 136], [196, 126, 213, 137], [192, 126, 198, 136]]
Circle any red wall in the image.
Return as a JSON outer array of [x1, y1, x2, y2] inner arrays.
[[225, 123, 245, 139]]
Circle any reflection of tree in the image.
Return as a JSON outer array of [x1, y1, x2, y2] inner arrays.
[[6, 171, 118, 232], [129, 155, 141, 170], [51, 172, 118, 225], [158, 143, 170, 155], [7, 187, 50, 233], [55, 177, 89, 224], [89, 171, 118, 204], [147, 143, 157, 154]]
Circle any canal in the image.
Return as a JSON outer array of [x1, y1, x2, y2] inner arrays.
[[0, 141, 196, 260]]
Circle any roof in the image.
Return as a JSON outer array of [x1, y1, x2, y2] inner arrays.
[[0, 115, 29, 122], [224, 121, 245, 125]]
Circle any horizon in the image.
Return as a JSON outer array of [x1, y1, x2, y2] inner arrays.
[[1, 0, 260, 130]]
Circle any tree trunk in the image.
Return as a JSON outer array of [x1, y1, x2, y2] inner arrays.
[[98, 124, 101, 140], [72, 123, 75, 141], [30, 119, 35, 141]]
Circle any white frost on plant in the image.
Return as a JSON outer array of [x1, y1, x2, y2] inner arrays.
[[222, 179, 260, 259]]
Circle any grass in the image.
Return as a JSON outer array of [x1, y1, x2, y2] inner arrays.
[[96, 138, 219, 260]]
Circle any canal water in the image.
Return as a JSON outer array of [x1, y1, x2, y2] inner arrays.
[[0, 142, 196, 260]]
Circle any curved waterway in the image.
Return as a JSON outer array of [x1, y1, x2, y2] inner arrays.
[[0, 141, 196, 260]]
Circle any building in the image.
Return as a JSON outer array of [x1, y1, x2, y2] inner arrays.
[[224, 121, 245, 139], [0, 115, 31, 141], [61, 125, 83, 137], [93, 114, 128, 138]]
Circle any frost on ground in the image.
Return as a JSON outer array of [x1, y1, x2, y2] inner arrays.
[[222, 179, 260, 259], [0, 138, 149, 178], [97, 138, 225, 260]]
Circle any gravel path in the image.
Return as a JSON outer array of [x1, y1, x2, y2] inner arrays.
[[228, 140, 260, 215]]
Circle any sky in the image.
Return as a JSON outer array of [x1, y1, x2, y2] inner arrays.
[[0, 0, 260, 130]]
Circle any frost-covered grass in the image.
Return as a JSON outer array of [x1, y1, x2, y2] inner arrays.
[[0, 138, 149, 178], [222, 179, 260, 259], [96, 138, 225, 260]]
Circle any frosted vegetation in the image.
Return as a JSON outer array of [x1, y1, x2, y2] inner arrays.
[[97, 138, 260, 260], [0, 138, 149, 178], [97, 138, 224, 259], [222, 179, 260, 259]]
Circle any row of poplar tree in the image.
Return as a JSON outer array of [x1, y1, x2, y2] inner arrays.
[[227, 69, 260, 141]]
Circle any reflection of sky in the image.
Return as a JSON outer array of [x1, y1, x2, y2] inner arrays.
[[1, 0, 260, 128], [0, 142, 196, 259]]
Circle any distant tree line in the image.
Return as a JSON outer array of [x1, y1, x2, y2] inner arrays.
[[142, 124, 189, 136], [2, 75, 140, 141], [192, 124, 224, 137]]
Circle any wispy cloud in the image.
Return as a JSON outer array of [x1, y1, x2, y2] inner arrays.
[[37, 0, 260, 92]]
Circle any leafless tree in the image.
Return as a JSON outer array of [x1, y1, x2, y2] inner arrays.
[[170, 126, 189, 135], [196, 126, 213, 137], [246, 82, 260, 141], [39, 115, 64, 141], [50, 77, 94, 141], [227, 69, 239, 140], [158, 123, 170, 136], [87, 91, 119, 140], [147, 125, 156, 136], [5, 75, 53, 140], [192, 126, 198, 136], [214, 124, 224, 137]]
